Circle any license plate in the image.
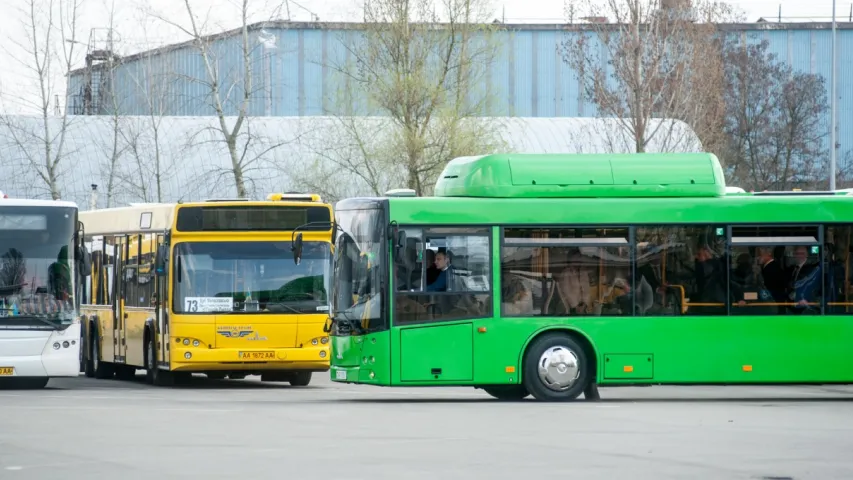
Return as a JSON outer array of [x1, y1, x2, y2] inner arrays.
[[0, 367, 14, 376], [335, 369, 347, 380], [238, 351, 275, 360]]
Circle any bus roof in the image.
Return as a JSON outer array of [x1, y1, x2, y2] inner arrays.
[[79, 195, 334, 236], [79, 203, 176, 235], [433, 152, 726, 198], [0, 198, 78, 209]]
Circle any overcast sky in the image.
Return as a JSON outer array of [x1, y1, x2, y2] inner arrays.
[[0, 0, 844, 115]]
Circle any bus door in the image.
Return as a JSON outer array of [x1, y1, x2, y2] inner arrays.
[[113, 235, 129, 362], [155, 233, 169, 366]]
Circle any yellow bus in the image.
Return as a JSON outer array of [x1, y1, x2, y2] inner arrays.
[[78, 194, 333, 386]]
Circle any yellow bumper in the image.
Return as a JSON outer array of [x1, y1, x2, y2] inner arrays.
[[169, 345, 330, 372]]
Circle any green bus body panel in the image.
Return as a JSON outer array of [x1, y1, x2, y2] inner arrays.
[[399, 324, 474, 382], [433, 153, 726, 198], [331, 315, 853, 386]]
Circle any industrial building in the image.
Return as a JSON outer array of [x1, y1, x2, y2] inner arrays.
[[64, 20, 853, 173]]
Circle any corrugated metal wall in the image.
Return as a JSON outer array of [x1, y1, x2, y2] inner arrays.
[[65, 23, 853, 166]]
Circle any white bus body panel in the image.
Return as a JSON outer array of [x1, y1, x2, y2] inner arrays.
[[0, 324, 81, 377]]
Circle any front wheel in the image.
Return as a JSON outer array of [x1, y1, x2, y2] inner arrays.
[[289, 371, 312, 386], [522, 332, 591, 402]]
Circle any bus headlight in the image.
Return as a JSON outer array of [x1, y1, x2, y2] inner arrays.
[[320, 337, 329, 344], [319, 350, 326, 358], [53, 342, 60, 350], [62, 341, 70, 348], [312, 338, 318, 345], [192, 340, 200, 347], [184, 352, 192, 359]]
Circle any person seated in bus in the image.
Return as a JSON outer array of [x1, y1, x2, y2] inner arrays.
[[756, 246, 787, 312], [502, 274, 535, 316], [786, 245, 820, 313], [424, 249, 440, 286], [554, 251, 593, 315], [426, 250, 453, 292], [692, 243, 744, 314], [47, 246, 72, 301]]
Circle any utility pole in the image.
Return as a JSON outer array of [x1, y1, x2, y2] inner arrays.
[[830, 0, 837, 190]]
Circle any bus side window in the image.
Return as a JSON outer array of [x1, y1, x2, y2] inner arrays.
[[394, 227, 492, 325], [635, 225, 726, 317]]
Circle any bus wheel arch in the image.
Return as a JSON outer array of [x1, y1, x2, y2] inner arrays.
[[519, 327, 598, 402]]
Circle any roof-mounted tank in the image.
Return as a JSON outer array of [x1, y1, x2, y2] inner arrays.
[[433, 153, 727, 198]]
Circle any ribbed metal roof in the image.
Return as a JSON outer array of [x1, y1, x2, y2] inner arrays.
[[0, 115, 701, 208]]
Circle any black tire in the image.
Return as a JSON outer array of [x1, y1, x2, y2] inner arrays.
[[522, 332, 591, 402], [146, 337, 173, 386], [91, 334, 114, 379], [289, 371, 312, 386], [481, 385, 529, 401]]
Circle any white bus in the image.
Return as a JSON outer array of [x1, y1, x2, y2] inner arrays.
[[0, 197, 90, 389]]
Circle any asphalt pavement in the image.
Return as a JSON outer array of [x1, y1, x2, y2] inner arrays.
[[2, 374, 853, 480]]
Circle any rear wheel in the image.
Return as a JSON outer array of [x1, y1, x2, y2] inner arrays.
[[481, 385, 529, 401], [289, 371, 312, 386], [522, 332, 591, 402]]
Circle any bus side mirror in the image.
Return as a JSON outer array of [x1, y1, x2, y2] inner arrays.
[[394, 230, 406, 262], [155, 245, 168, 276], [292, 233, 303, 265], [78, 246, 91, 277]]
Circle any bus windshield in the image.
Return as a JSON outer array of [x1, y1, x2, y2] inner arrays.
[[331, 207, 385, 333], [173, 241, 330, 314], [0, 207, 77, 329]]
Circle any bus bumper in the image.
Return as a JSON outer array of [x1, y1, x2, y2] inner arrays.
[[169, 345, 330, 372]]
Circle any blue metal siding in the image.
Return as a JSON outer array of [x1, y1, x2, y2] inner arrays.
[[66, 25, 853, 168]]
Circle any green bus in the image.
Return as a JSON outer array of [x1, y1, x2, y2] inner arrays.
[[310, 152, 853, 401]]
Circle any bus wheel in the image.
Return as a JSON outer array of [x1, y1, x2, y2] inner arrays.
[[91, 335, 114, 379], [522, 332, 590, 402], [146, 338, 173, 386], [481, 385, 529, 401], [289, 372, 312, 386]]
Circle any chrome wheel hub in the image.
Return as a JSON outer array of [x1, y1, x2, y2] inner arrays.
[[537, 345, 580, 391]]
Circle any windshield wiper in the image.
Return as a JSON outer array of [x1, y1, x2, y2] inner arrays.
[[263, 302, 303, 314]]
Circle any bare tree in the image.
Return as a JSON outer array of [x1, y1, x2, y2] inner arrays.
[[147, 0, 286, 198], [722, 39, 830, 191], [90, 0, 128, 207], [298, 0, 508, 198], [561, 0, 741, 154], [0, 0, 85, 200]]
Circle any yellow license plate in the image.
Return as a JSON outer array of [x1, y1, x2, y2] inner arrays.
[[0, 367, 14, 376], [239, 351, 275, 360]]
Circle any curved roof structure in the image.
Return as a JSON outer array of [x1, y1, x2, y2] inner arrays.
[[0, 115, 702, 208]]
